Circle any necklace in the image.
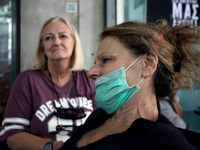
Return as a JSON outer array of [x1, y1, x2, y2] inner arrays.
[[58, 77, 72, 99], [48, 70, 78, 108], [48, 70, 86, 132]]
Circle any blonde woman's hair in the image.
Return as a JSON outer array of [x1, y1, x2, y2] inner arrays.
[[34, 17, 83, 71]]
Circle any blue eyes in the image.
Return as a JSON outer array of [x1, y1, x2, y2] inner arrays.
[[44, 35, 68, 41], [61, 35, 67, 39], [45, 36, 52, 41]]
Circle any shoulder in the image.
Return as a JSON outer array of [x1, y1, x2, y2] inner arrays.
[[16, 69, 42, 79], [13, 69, 43, 87], [150, 115, 193, 147], [159, 97, 173, 111], [159, 97, 170, 105], [134, 114, 184, 139], [132, 115, 195, 149], [73, 69, 95, 85], [73, 69, 88, 78]]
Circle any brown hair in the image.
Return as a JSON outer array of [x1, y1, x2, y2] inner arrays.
[[34, 17, 83, 71], [100, 20, 200, 98]]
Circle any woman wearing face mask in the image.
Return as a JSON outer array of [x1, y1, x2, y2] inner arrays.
[[59, 20, 200, 149], [0, 17, 98, 150]]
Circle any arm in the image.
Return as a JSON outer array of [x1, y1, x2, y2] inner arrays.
[[0, 71, 63, 149], [7, 132, 64, 150], [168, 82, 183, 118], [159, 98, 186, 129], [169, 95, 183, 118]]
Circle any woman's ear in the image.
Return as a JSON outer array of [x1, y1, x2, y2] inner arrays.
[[141, 53, 158, 77]]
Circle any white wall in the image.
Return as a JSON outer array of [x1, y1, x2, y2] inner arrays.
[[79, 0, 105, 70], [20, 0, 105, 71]]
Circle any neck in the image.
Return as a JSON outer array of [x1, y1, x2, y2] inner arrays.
[[47, 60, 73, 87], [112, 83, 158, 125], [48, 59, 71, 73]]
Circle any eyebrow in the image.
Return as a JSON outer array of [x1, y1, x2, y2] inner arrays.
[[44, 31, 68, 36], [94, 51, 117, 64], [97, 51, 116, 59]]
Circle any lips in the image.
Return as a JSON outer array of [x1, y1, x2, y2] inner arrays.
[[52, 49, 64, 53]]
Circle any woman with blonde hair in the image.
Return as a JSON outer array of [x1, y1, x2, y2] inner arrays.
[[0, 17, 98, 150]]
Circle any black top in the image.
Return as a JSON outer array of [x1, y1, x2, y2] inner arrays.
[[59, 108, 196, 150]]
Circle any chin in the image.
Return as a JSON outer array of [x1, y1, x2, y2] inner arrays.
[[50, 56, 67, 60]]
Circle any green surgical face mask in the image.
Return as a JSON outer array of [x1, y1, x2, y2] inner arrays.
[[95, 55, 143, 114]]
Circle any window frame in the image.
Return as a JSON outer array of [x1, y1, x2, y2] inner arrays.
[[11, 0, 20, 84]]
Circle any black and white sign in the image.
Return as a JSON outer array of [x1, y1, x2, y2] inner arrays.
[[147, 0, 200, 26]]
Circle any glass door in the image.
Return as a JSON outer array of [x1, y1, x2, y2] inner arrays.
[[0, 0, 12, 123]]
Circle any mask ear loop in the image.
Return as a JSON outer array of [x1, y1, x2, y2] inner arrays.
[[125, 54, 143, 88], [129, 77, 144, 88], [125, 54, 143, 72], [137, 77, 143, 86]]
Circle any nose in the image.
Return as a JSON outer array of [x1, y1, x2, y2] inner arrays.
[[53, 36, 61, 45], [87, 65, 101, 80]]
